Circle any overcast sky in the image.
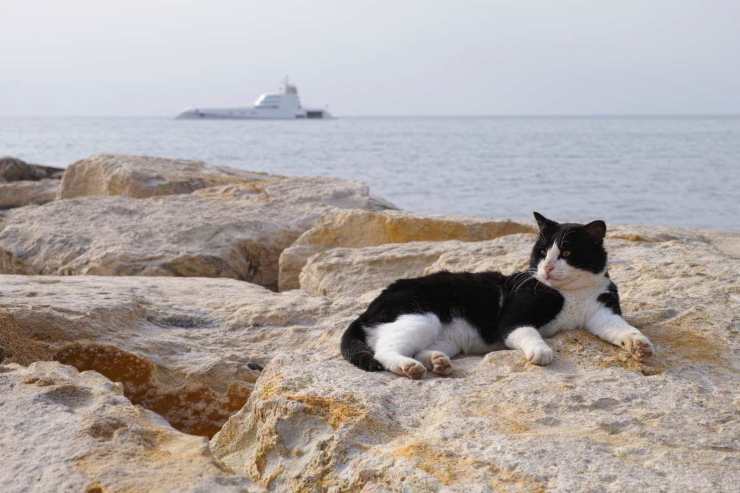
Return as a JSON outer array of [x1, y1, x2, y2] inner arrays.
[[1, 0, 739, 116]]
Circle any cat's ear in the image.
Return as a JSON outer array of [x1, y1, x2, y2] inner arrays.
[[533, 211, 558, 231], [583, 220, 607, 242]]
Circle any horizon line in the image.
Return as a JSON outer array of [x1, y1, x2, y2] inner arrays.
[[2, 113, 740, 119]]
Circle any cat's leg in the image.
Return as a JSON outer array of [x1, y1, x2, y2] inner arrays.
[[503, 326, 554, 365], [373, 353, 427, 379], [372, 313, 443, 379], [415, 340, 459, 376], [586, 306, 654, 360]]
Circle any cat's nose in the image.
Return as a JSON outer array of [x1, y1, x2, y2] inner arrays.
[[545, 264, 555, 274]]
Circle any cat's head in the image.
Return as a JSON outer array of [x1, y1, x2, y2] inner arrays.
[[529, 212, 608, 290]]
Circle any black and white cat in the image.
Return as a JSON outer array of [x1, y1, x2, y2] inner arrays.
[[340, 212, 654, 378]]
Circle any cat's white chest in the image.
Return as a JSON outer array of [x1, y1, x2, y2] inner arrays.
[[540, 289, 602, 337]]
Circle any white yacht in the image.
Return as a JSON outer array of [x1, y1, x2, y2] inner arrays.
[[176, 79, 332, 120]]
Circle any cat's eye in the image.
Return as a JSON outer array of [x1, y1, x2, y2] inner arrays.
[[561, 250, 571, 258], [539, 249, 546, 256]]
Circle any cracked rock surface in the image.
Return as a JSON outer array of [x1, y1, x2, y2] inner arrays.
[[0, 361, 252, 493]]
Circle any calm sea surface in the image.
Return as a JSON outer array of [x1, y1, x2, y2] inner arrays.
[[1, 116, 738, 230]]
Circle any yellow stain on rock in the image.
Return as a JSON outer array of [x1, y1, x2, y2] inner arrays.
[[651, 326, 727, 366], [556, 329, 665, 375], [392, 442, 546, 492], [285, 393, 366, 429]]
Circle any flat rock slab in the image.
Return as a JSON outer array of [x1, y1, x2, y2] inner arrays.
[[0, 175, 390, 288], [0, 361, 251, 493], [0, 275, 349, 437], [213, 346, 739, 492]]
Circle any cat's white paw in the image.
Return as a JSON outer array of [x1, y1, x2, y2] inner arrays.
[[400, 359, 427, 380], [523, 343, 554, 366], [429, 351, 453, 376], [616, 330, 654, 360]]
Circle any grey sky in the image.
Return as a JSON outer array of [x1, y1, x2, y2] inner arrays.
[[2, 0, 739, 116]]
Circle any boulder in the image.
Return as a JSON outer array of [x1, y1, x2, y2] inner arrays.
[[0, 179, 59, 209], [0, 156, 63, 182], [0, 275, 350, 438], [278, 209, 533, 290], [58, 154, 273, 199], [0, 176, 392, 289], [0, 361, 250, 493]]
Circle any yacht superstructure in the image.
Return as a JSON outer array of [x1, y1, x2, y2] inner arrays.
[[176, 79, 331, 120]]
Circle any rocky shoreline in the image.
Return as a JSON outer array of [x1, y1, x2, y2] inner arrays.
[[0, 155, 738, 492]]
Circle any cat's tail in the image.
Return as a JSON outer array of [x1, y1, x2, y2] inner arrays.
[[340, 319, 384, 372]]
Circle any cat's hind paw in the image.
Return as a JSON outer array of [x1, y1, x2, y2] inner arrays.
[[400, 359, 427, 380], [524, 343, 554, 366], [430, 351, 453, 376], [617, 331, 654, 361]]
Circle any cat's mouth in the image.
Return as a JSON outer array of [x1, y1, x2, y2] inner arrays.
[[539, 272, 567, 286]]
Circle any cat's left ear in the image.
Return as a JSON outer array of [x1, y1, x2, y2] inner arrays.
[[584, 220, 607, 243], [533, 211, 558, 231]]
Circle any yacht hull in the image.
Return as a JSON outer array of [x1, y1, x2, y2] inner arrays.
[[176, 108, 332, 120], [177, 81, 332, 120]]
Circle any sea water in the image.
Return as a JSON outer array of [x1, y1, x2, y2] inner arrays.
[[1, 115, 738, 229]]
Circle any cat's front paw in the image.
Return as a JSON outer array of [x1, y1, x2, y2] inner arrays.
[[523, 343, 554, 366], [616, 330, 654, 360]]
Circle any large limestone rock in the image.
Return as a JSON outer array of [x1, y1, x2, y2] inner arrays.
[[0, 361, 250, 493], [0, 176, 391, 288], [59, 154, 268, 199], [0, 157, 63, 208], [213, 345, 738, 492], [0, 156, 63, 182], [0, 275, 351, 438], [299, 234, 534, 298], [278, 209, 533, 290], [211, 227, 740, 492]]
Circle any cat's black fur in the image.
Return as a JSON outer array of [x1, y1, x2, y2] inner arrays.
[[341, 212, 623, 371]]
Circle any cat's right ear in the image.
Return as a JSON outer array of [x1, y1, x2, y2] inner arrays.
[[533, 211, 558, 231]]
